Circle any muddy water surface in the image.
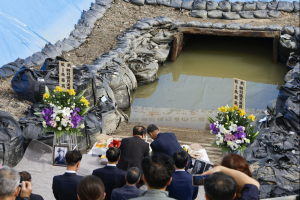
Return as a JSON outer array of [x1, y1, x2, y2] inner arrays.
[[126, 35, 288, 129]]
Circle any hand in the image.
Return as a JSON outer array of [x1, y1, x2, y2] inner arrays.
[[201, 166, 223, 176], [20, 181, 32, 198]]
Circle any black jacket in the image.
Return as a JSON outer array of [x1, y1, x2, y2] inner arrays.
[[111, 185, 144, 200], [52, 173, 83, 200], [92, 166, 126, 200], [117, 136, 149, 172], [16, 193, 44, 200]]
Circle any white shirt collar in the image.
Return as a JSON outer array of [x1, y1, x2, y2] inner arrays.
[[65, 170, 76, 173], [175, 169, 185, 172], [107, 164, 117, 167]]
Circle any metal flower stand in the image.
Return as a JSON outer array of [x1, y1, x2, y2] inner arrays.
[[53, 133, 78, 150]]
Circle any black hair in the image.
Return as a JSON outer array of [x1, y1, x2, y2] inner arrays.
[[147, 124, 159, 134], [133, 126, 146, 136], [78, 175, 105, 200], [106, 147, 121, 162], [204, 172, 237, 200], [142, 154, 175, 189], [173, 150, 188, 169], [126, 167, 141, 184], [65, 150, 82, 166], [19, 171, 31, 182]]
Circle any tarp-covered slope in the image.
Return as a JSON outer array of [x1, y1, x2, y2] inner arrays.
[[0, 0, 91, 67]]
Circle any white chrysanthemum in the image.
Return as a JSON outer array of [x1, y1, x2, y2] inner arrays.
[[219, 125, 226, 133], [55, 117, 60, 121], [236, 140, 242, 144], [80, 124, 85, 128], [57, 127, 62, 131], [229, 124, 237, 132], [245, 139, 250, 143], [216, 141, 220, 145], [62, 107, 72, 117], [42, 121, 46, 126]]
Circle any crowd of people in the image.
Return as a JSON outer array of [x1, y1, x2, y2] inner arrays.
[[0, 124, 260, 200]]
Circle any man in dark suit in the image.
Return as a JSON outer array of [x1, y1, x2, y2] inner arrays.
[[93, 147, 127, 200], [52, 150, 83, 200], [117, 125, 149, 174], [147, 124, 192, 170], [166, 150, 198, 200], [16, 171, 44, 200], [111, 167, 144, 200]]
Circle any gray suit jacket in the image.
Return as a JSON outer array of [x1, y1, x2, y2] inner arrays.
[[130, 189, 175, 200]]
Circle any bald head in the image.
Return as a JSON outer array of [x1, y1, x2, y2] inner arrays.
[[133, 125, 146, 136]]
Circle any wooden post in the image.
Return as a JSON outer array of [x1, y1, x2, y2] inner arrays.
[[171, 32, 184, 62], [273, 35, 279, 64]]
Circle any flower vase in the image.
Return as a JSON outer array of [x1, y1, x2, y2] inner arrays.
[[53, 132, 78, 150]]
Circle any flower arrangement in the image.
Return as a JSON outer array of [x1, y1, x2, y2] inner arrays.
[[207, 105, 259, 155], [35, 86, 90, 138]]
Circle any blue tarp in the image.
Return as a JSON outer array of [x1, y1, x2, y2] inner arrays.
[[0, 0, 91, 67]]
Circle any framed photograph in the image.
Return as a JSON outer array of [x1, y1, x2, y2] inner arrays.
[[53, 145, 69, 167], [192, 159, 207, 174], [204, 162, 214, 172]]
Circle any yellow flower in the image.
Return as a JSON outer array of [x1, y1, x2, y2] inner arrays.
[[248, 114, 255, 121], [218, 106, 228, 113], [228, 107, 232, 112], [54, 86, 63, 93], [238, 109, 246, 116], [43, 93, 49, 99], [67, 89, 76, 96], [80, 97, 89, 107], [232, 105, 239, 111]]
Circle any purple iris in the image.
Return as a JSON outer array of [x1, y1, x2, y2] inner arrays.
[[237, 126, 244, 132], [210, 123, 219, 134], [42, 107, 53, 125], [71, 114, 82, 128], [75, 107, 80, 113], [234, 132, 246, 139]]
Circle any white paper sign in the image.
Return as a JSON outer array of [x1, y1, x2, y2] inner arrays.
[[232, 78, 246, 110]]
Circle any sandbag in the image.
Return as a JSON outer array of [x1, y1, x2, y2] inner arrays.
[[190, 10, 208, 18], [152, 30, 174, 44], [223, 12, 240, 20], [268, 10, 281, 18], [127, 57, 159, 85], [170, 21, 186, 30], [267, 1, 278, 10], [240, 24, 254, 30], [42, 43, 61, 59], [294, 1, 300, 12], [0, 62, 23, 80], [63, 36, 82, 49], [243, 2, 256, 11], [282, 26, 295, 35], [87, 9, 103, 19], [186, 21, 201, 27], [131, 0, 145, 5], [0, 111, 24, 167], [212, 22, 226, 29], [139, 18, 160, 26], [206, 1, 218, 11], [153, 44, 171, 63], [207, 10, 223, 18], [81, 10, 98, 27], [277, 1, 294, 12], [280, 34, 297, 49], [254, 10, 269, 18], [181, 0, 194, 10], [55, 40, 75, 53], [155, 16, 172, 25], [286, 53, 300, 70], [268, 25, 282, 31], [239, 11, 254, 19], [217, 1, 231, 12], [231, 2, 243, 12], [252, 25, 267, 31], [193, 0, 206, 10], [157, 0, 171, 6], [95, 0, 111, 8], [170, 0, 182, 8], [276, 78, 300, 115], [133, 21, 152, 30], [283, 94, 300, 132], [256, 1, 267, 10], [91, 3, 107, 14], [226, 23, 240, 30], [199, 22, 212, 28], [145, 0, 157, 4]]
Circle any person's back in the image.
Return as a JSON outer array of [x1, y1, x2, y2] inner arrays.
[[52, 150, 83, 200], [93, 147, 126, 200], [117, 126, 149, 172], [111, 167, 144, 200], [166, 151, 198, 200], [16, 171, 44, 200]]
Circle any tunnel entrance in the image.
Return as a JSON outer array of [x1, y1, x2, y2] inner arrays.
[[171, 27, 281, 64], [125, 31, 287, 129]]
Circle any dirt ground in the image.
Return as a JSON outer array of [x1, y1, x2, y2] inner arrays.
[[0, 1, 298, 127]]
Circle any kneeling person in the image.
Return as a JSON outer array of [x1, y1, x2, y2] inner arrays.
[[112, 167, 144, 200], [166, 150, 198, 200]]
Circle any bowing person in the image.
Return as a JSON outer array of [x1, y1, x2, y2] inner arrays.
[[52, 150, 83, 200], [147, 124, 192, 170], [117, 125, 149, 187], [93, 147, 126, 200]]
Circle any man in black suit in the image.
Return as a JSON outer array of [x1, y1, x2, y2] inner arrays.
[[52, 150, 83, 200], [147, 124, 192, 170], [117, 125, 149, 174], [111, 167, 144, 200], [92, 147, 126, 200], [166, 150, 198, 200], [16, 171, 44, 200]]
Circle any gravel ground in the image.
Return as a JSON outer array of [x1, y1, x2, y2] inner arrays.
[[0, 0, 299, 122]]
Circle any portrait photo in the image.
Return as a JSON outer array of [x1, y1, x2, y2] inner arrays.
[[53, 145, 69, 167], [204, 162, 214, 172], [192, 159, 206, 174]]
